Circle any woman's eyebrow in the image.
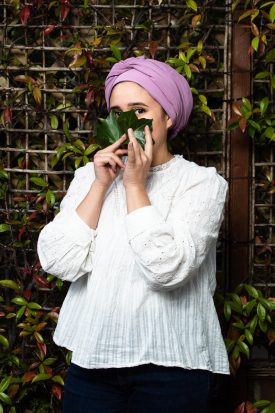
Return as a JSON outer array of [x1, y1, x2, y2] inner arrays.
[[110, 102, 149, 110]]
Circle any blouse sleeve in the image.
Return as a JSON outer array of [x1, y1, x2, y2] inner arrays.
[[37, 163, 96, 282], [125, 167, 228, 291]]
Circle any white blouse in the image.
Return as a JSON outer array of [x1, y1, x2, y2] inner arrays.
[[37, 155, 230, 374]]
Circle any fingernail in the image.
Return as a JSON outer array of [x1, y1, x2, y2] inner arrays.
[[128, 128, 133, 133]]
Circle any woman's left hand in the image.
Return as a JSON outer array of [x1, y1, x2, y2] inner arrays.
[[123, 126, 153, 190]]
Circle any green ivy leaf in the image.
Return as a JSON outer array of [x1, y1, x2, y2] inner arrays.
[[270, 3, 275, 22], [257, 302, 266, 322], [0, 280, 19, 291], [12, 297, 27, 306], [244, 328, 253, 345], [186, 0, 198, 12], [95, 110, 153, 150], [32, 373, 50, 383], [0, 377, 11, 393], [51, 375, 64, 386], [30, 177, 48, 187], [0, 335, 9, 349], [238, 340, 250, 358], [253, 400, 271, 408], [0, 393, 12, 405], [0, 224, 10, 233], [260, 97, 269, 116]]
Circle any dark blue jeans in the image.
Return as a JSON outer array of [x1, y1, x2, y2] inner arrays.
[[62, 362, 211, 413]]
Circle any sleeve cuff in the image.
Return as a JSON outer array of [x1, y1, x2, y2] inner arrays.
[[125, 205, 164, 241], [63, 208, 97, 246]]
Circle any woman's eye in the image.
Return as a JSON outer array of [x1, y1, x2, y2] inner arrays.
[[134, 108, 145, 115], [114, 111, 121, 117]]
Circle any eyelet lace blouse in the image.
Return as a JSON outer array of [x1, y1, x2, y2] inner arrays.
[[37, 155, 230, 374]]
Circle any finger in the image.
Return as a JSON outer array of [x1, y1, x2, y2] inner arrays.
[[144, 125, 153, 160], [128, 128, 142, 162], [114, 149, 128, 156], [127, 141, 135, 164], [97, 153, 125, 169], [102, 134, 127, 152]]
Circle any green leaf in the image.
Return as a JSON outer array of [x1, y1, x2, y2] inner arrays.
[[51, 375, 64, 386], [46, 190, 55, 207], [244, 284, 258, 298], [183, 63, 192, 79], [110, 45, 121, 61], [260, 97, 269, 116], [0, 335, 9, 349], [265, 49, 275, 64], [0, 280, 19, 291], [238, 340, 250, 358], [270, 3, 275, 22], [257, 302, 266, 322], [95, 110, 153, 150], [259, 318, 268, 333], [43, 357, 57, 366], [265, 127, 275, 139], [12, 297, 27, 306], [253, 400, 271, 408], [0, 403, 3, 413], [32, 373, 50, 383], [0, 393, 12, 405], [255, 71, 270, 79], [0, 224, 10, 233], [0, 377, 11, 393], [16, 306, 26, 322], [0, 170, 8, 180], [30, 177, 48, 187], [251, 36, 259, 51], [201, 105, 212, 117], [186, 0, 198, 12], [242, 98, 252, 111], [50, 115, 59, 129], [243, 299, 256, 316], [247, 119, 261, 132], [224, 301, 232, 321], [27, 302, 42, 310], [84, 144, 99, 156], [245, 328, 253, 345], [249, 314, 258, 334]]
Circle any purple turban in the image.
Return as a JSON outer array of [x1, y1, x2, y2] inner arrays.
[[105, 56, 193, 139]]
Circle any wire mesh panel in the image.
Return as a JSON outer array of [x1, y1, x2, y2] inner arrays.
[[0, 0, 230, 284]]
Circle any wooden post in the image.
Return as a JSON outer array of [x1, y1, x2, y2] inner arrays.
[[227, 7, 251, 411], [229, 11, 251, 289]]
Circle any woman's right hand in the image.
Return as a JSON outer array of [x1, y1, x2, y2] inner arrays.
[[93, 134, 128, 190]]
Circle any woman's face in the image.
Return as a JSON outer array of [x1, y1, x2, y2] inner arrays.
[[109, 81, 172, 153]]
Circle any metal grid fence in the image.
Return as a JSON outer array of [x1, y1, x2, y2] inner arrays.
[[0, 0, 231, 288]]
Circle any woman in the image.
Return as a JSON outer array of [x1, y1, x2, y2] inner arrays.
[[37, 56, 229, 413]]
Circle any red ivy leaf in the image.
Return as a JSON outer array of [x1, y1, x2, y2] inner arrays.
[[246, 401, 257, 413], [84, 49, 94, 67], [34, 275, 50, 288], [61, 5, 70, 21], [18, 225, 26, 240], [149, 40, 158, 59], [239, 118, 247, 133], [85, 89, 95, 108], [44, 24, 56, 37], [22, 371, 36, 383], [23, 289, 32, 301], [52, 384, 62, 400], [234, 402, 245, 413], [4, 107, 12, 124], [20, 5, 31, 25], [37, 341, 47, 357]]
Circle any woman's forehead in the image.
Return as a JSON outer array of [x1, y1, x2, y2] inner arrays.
[[110, 81, 155, 105]]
